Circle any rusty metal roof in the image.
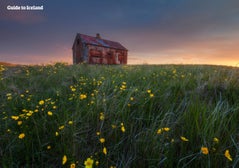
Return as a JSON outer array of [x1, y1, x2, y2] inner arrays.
[[77, 33, 127, 50]]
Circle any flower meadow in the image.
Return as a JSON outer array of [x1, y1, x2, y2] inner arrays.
[[1, 63, 239, 167]]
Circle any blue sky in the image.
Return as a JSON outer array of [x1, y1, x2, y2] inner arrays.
[[1, 0, 239, 65]]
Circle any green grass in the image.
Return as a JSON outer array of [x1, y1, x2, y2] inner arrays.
[[1, 63, 239, 167]]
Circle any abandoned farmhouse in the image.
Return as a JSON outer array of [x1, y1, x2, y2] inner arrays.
[[72, 33, 128, 64]]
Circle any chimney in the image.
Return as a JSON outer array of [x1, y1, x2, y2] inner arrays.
[[96, 33, 101, 39]]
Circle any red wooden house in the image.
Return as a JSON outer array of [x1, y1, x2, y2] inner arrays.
[[72, 33, 128, 64]]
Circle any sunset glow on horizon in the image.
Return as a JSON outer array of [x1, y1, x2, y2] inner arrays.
[[1, 0, 239, 66]]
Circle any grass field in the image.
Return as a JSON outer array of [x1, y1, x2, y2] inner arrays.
[[0, 63, 239, 168]]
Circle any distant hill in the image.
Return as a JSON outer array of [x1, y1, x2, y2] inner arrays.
[[0, 62, 17, 66]]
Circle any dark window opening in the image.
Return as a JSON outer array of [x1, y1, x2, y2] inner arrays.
[[77, 39, 79, 45]]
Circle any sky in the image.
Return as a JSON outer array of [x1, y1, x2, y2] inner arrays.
[[0, 0, 239, 66]]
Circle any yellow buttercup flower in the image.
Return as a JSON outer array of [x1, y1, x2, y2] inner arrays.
[[99, 112, 104, 121], [149, 93, 154, 98], [62, 155, 67, 165], [47, 111, 53, 116], [59, 125, 64, 130], [80, 94, 87, 100], [224, 150, 232, 161], [68, 120, 73, 125], [180, 136, 189, 142], [201, 147, 209, 155], [121, 123, 125, 133], [213, 137, 219, 143], [39, 100, 44, 105], [157, 127, 170, 134], [17, 121, 23, 125], [103, 147, 107, 155], [70, 86, 76, 92], [163, 127, 170, 132], [99, 138, 105, 143], [11, 116, 19, 120], [84, 157, 94, 168], [157, 128, 162, 134], [18, 133, 25, 139], [70, 163, 76, 168]]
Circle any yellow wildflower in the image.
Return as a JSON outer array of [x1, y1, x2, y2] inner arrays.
[[68, 120, 73, 125], [55, 131, 59, 136], [213, 137, 219, 143], [180, 136, 189, 142], [157, 127, 170, 134], [103, 147, 107, 155], [96, 131, 100, 136], [47, 111, 53, 116], [18, 133, 25, 139], [11, 116, 19, 120], [6, 93, 12, 100], [121, 123, 125, 133], [163, 127, 170, 132], [84, 158, 94, 168], [59, 125, 65, 130], [62, 155, 67, 165], [70, 163, 76, 168], [26, 111, 33, 117], [22, 109, 28, 113], [47, 145, 51, 150], [95, 161, 99, 166], [201, 147, 209, 155], [99, 112, 104, 120], [6, 93, 11, 97], [149, 93, 154, 98], [18, 121, 23, 125], [224, 150, 232, 161], [99, 138, 105, 143], [80, 94, 87, 100], [70, 86, 76, 92], [157, 128, 162, 134], [39, 100, 44, 105]]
